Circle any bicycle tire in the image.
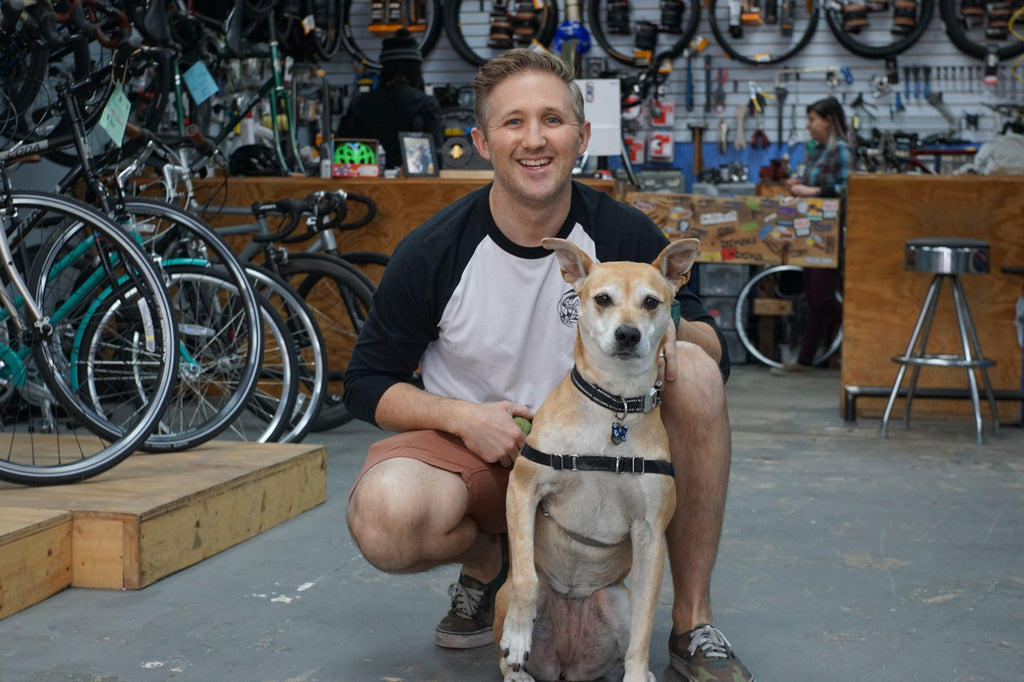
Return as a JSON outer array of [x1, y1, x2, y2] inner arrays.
[[245, 264, 329, 442], [341, 249, 389, 286], [313, 0, 346, 59], [824, 0, 934, 58], [340, 0, 443, 70], [140, 265, 272, 450], [274, 253, 373, 432], [586, 0, 697, 68], [708, 0, 819, 65], [0, 191, 177, 485], [113, 198, 265, 451], [733, 265, 842, 368], [939, 0, 1024, 60], [443, 0, 560, 68]]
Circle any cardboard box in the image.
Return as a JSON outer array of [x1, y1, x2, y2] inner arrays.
[[624, 192, 841, 268], [332, 138, 380, 178]]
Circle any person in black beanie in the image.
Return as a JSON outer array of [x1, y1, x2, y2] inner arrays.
[[336, 29, 444, 170]]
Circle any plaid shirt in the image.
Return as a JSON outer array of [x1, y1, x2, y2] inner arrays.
[[801, 138, 853, 199]]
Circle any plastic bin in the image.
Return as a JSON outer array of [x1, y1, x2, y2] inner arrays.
[[698, 264, 750, 297]]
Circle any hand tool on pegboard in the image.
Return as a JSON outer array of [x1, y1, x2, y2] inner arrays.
[[685, 50, 695, 112], [714, 67, 727, 114], [718, 117, 729, 154], [775, 80, 788, 146]]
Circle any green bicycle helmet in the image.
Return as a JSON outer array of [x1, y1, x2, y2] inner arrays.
[[334, 141, 378, 165]]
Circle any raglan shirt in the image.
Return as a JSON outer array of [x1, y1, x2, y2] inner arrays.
[[343, 181, 729, 427]]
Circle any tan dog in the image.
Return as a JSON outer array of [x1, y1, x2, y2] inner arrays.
[[495, 237, 700, 682]]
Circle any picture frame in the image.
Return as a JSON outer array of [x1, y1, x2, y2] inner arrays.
[[399, 132, 438, 177]]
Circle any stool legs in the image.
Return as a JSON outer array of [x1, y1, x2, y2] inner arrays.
[[880, 274, 1000, 444], [881, 275, 943, 439]]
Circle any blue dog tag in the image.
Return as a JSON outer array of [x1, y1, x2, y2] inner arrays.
[[611, 422, 628, 445]]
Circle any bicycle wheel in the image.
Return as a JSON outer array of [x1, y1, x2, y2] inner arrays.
[[131, 265, 270, 450], [245, 264, 328, 442], [313, 0, 345, 59], [586, 0, 697, 68], [274, 253, 373, 431], [341, 0, 443, 70], [708, 0, 819, 65], [341, 249, 389, 286], [825, 0, 934, 58], [734, 265, 843, 368], [443, 0, 560, 67], [939, 0, 1024, 60], [0, 191, 177, 485], [114, 198, 265, 451]]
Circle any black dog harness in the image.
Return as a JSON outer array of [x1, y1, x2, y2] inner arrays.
[[519, 365, 674, 477]]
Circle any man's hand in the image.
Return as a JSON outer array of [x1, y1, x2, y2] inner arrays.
[[454, 401, 534, 468]]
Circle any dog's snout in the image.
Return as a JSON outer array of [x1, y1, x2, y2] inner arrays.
[[615, 325, 641, 348]]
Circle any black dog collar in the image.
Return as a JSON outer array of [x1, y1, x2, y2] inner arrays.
[[520, 444, 674, 477], [570, 366, 661, 416]]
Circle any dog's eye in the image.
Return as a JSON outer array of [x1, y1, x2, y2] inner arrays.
[[643, 296, 661, 310], [594, 293, 612, 307]]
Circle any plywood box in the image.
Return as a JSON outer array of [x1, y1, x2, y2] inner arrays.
[[624, 192, 841, 268], [0, 508, 72, 620]]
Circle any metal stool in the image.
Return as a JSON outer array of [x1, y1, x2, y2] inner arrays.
[[880, 238, 999, 444]]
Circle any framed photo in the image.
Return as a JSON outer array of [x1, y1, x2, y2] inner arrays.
[[399, 132, 438, 177]]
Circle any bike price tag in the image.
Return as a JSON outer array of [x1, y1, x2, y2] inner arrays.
[[98, 87, 131, 147], [183, 61, 219, 105]]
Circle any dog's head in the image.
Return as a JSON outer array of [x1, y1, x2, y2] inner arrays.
[[544, 238, 700, 376]]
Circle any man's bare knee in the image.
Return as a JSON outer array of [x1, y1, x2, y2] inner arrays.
[[347, 465, 422, 572]]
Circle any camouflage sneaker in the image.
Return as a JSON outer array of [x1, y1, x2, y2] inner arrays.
[[434, 546, 509, 649], [669, 624, 756, 682]]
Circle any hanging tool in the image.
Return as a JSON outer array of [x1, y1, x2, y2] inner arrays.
[[751, 120, 770, 149], [787, 103, 799, 147], [912, 65, 920, 99], [718, 117, 729, 154], [714, 68, 727, 114], [851, 92, 877, 120], [747, 82, 770, 149], [923, 65, 931, 99], [904, 66, 911, 100], [734, 104, 748, 150], [704, 55, 713, 116], [775, 84, 788, 146], [689, 122, 707, 176], [685, 50, 695, 112]]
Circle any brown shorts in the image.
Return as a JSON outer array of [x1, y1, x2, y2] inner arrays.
[[348, 430, 510, 535]]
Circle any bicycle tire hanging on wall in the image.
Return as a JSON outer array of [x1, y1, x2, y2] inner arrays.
[[586, 0, 699, 68], [340, 0, 443, 71], [707, 0, 820, 65], [823, 0, 935, 58], [443, 0, 560, 67], [938, 0, 1024, 60]]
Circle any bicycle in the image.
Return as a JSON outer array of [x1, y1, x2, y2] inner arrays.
[[707, 0, 820, 65], [733, 264, 843, 368], [341, 0, 443, 71], [208, 191, 379, 432], [443, 0, 560, 67], [0, 167, 178, 485]]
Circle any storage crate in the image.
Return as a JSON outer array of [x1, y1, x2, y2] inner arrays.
[[722, 330, 748, 365], [703, 295, 737, 330], [698, 263, 750, 297]]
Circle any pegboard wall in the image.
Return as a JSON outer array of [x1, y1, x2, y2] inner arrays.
[[327, 2, 1024, 184]]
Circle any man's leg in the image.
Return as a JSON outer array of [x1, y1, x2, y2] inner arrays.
[[662, 342, 754, 682]]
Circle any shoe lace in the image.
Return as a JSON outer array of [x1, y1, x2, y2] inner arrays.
[[446, 580, 485, 619], [688, 624, 733, 660]]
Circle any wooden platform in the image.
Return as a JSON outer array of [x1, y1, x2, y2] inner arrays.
[[0, 441, 326, 621]]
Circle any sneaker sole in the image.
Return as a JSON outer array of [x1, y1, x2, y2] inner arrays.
[[670, 654, 756, 682], [434, 628, 494, 649]]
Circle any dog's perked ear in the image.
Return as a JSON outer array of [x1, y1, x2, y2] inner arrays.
[[654, 238, 701, 289], [542, 237, 593, 288]]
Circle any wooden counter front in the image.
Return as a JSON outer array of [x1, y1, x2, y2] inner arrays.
[[193, 175, 616, 274], [843, 174, 1024, 422]]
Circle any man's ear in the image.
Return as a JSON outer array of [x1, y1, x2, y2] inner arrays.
[[577, 120, 592, 157], [470, 126, 490, 161]]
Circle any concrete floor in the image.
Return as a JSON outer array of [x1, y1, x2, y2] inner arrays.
[[1, 365, 1022, 682]]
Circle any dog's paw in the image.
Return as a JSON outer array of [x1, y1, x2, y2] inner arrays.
[[499, 628, 531, 676], [502, 671, 536, 682]]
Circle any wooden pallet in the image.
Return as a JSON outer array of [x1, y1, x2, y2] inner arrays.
[[0, 441, 326, 620]]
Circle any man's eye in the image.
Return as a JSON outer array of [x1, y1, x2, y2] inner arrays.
[[594, 293, 612, 307]]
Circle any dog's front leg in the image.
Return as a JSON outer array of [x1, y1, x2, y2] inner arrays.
[[499, 463, 541, 680], [623, 513, 672, 682]]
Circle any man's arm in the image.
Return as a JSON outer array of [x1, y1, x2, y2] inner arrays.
[[375, 382, 532, 468]]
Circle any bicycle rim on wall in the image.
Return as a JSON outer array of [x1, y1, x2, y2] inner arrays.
[[939, 0, 1024, 60], [341, 0, 443, 71], [586, 0, 699, 68], [708, 0, 820, 65], [824, 0, 935, 58], [443, 0, 560, 67]]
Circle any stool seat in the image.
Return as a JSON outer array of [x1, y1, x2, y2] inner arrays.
[[882, 238, 999, 444], [905, 238, 990, 275]]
